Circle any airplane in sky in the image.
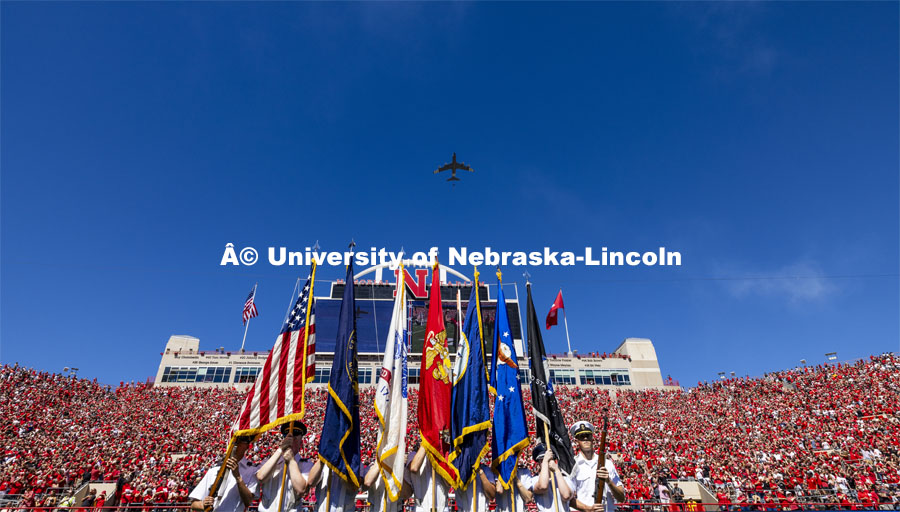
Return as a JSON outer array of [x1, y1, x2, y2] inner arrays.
[[434, 152, 474, 182]]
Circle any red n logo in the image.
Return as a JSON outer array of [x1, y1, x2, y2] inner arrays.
[[393, 268, 429, 298]]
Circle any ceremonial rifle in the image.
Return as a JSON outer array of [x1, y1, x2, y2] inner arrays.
[[592, 409, 609, 504]]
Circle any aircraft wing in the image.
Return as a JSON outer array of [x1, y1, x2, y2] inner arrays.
[[434, 163, 453, 173]]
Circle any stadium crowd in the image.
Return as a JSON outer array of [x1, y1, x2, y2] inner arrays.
[[0, 353, 897, 511]]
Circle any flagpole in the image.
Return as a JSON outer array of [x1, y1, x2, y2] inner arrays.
[[431, 466, 436, 512], [544, 426, 560, 512], [561, 289, 573, 356], [241, 283, 258, 352], [283, 278, 301, 325], [205, 435, 237, 512], [276, 420, 293, 512], [326, 473, 332, 512], [240, 317, 251, 352], [455, 289, 462, 381], [277, 461, 287, 512]]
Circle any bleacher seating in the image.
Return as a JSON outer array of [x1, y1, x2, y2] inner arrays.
[[0, 353, 897, 510]]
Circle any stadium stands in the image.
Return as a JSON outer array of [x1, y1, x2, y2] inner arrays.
[[1, 353, 898, 510]]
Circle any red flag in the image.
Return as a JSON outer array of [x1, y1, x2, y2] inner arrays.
[[545, 290, 565, 329], [417, 263, 459, 486]]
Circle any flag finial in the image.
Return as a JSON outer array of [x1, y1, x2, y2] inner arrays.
[[496, 267, 502, 282], [523, 271, 531, 285], [312, 240, 320, 252], [348, 239, 356, 250], [473, 265, 480, 282]]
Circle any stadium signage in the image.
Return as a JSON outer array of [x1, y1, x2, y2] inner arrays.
[[351, 260, 475, 299], [395, 267, 430, 298], [579, 360, 624, 368]]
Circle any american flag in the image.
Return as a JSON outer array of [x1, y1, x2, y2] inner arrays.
[[242, 286, 259, 325], [233, 267, 317, 434]]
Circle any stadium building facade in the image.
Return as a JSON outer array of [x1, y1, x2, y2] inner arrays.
[[154, 265, 675, 391]]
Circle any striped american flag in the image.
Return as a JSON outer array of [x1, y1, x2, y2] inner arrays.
[[233, 266, 317, 434], [242, 286, 259, 324]]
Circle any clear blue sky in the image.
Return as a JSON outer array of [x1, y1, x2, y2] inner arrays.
[[2, 2, 897, 387]]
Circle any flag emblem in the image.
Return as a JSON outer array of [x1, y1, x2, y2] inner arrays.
[[425, 330, 452, 383], [242, 287, 259, 324]]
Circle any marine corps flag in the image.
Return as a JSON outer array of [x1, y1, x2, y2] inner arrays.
[[417, 261, 459, 486], [317, 260, 361, 487], [490, 272, 529, 489], [449, 270, 491, 489], [526, 283, 575, 474], [374, 265, 409, 501]]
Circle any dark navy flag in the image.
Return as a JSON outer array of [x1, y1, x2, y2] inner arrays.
[[526, 283, 575, 474], [450, 277, 491, 489], [317, 260, 361, 487], [489, 277, 529, 489]]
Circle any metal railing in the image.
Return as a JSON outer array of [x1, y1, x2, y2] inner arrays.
[[0, 497, 897, 512]]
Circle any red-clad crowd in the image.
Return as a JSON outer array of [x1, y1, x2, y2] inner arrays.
[[1, 353, 897, 511]]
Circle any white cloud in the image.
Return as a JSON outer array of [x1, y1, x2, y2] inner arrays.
[[667, 3, 779, 81], [720, 261, 837, 303]]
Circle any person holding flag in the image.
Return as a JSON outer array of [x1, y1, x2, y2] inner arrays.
[[522, 443, 574, 512], [450, 269, 496, 512], [363, 455, 410, 512], [256, 423, 314, 512], [204, 263, 318, 512], [188, 435, 257, 512], [310, 253, 362, 512], [490, 269, 529, 506], [369, 263, 413, 512], [455, 463, 496, 512], [408, 260, 458, 512], [494, 461, 533, 512], [307, 460, 364, 512]]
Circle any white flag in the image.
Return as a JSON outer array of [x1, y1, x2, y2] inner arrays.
[[374, 267, 409, 501]]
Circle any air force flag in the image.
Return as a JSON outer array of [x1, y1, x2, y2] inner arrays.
[[489, 273, 529, 489]]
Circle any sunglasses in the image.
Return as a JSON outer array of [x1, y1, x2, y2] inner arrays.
[[575, 434, 593, 441]]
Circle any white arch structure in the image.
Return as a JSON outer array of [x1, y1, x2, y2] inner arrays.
[[353, 259, 471, 283]]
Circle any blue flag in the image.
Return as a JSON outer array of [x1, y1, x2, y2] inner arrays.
[[450, 278, 491, 489], [317, 261, 361, 487], [489, 278, 529, 489]]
